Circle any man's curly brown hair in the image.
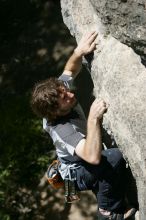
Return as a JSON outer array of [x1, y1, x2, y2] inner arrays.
[[31, 77, 65, 122]]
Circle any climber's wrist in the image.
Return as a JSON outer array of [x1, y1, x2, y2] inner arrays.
[[74, 48, 84, 57]]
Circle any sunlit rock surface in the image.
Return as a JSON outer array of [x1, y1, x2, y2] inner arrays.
[[61, 0, 146, 219]]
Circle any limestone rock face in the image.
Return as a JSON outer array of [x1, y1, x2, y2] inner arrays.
[[90, 0, 146, 64], [61, 0, 146, 219]]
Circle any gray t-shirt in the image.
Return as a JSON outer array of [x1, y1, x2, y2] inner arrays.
[[43, 74, 87, 179]]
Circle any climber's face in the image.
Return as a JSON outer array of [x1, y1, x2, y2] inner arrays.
[[56, 86, 77, 116]]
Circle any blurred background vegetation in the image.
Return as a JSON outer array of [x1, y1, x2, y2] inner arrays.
[[0, 0, 95, 220], [0, 0, 74, 219]]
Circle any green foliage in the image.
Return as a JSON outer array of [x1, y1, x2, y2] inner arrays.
[[0, 0, 75, 219], [0, 213, 10, 220], [0, 93, 52, 219]]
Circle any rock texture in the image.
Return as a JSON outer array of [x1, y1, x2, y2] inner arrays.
[[61, 0, 146, 219], [90, 0, 146, 65]]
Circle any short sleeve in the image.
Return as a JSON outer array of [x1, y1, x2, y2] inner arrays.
[[53, 123, 84, 150], [58, 74, 74, 90], [43, 118, 84, 157]]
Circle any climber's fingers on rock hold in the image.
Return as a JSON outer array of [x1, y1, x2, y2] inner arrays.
[[87, 31, 98, 44]]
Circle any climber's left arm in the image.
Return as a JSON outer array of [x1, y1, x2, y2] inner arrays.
[[62, 31, 97, 78]]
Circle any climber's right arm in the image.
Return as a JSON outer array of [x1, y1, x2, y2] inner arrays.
[[62, 31, 97, 78]]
